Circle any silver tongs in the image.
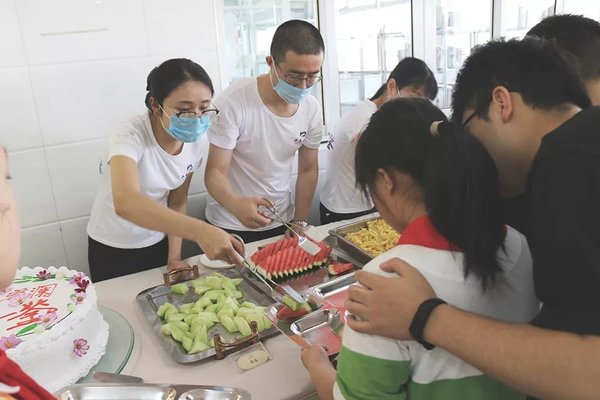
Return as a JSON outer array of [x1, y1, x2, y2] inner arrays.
[[231, 235, 304, 304], [261, 198, 321, 256]]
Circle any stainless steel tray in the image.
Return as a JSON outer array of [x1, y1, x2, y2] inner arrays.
[[328, 215, 383, 264], [265, 273, 355, 356], [135, 269, 278, 363], [55, 383, 251, 400]]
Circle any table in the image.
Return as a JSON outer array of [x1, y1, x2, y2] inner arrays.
[[94, 215, 375, 399]]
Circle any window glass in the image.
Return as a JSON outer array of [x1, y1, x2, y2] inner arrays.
[[501, 0, 555, 40]]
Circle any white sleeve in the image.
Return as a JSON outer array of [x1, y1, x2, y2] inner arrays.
[[108, 122, 144, 163], [302, 97, 323, 149], [207, 94, 241, 150]]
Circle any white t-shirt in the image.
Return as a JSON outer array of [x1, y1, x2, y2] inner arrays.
[[333, 222, 540, 398], [206, 78, 323, 231], [87, 113, 206, 248], [321, 99, 377, 213]]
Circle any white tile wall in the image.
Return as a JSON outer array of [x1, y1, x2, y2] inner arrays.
[[60, 217, 92, 277], [0, 67, 43, 151], [0, 0, 27, 68], [20, 224, 68, 267], [30, 58, 150, 146], [16, 0, 147, 65], [9, 149, 58, 228], [45, 140, 105, 219], [5, 0, 330, 277]]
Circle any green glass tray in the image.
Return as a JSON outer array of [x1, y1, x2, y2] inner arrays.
[[78, 306, 134, 383]]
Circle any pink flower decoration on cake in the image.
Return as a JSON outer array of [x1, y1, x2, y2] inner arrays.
[[36, 269, 51, 280], [36, 310, 58, 328], [7, 293, 27, 307], [70, 292, 87, 305], [74, 279, 89, 294], [69, 272, 86, 285], [0, 334, 23, 351], [73, 338, 89, 357]]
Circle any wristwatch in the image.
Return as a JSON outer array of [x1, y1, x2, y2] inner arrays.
[[290, 219, 308, 228], [409, 298, 447, 350]]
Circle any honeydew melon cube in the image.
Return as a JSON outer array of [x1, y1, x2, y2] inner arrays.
[[183, 314, 197, 325], [196, 324, 208, 345], [164, 306, 178, 319], [156, 303, 171, 318], [191, 304, 203, 314], [215, 293, 226, 303], [234, 308, 256, 318], [204, 290, 226, 301], [191, 278, 207, 288], [240, 301, 256, 309], [190, 316, 214, 329], [184, 330, 195, 340], [222, 279, 236, 291], [208, 337, 215, 347], [234, 316, 252, 336]]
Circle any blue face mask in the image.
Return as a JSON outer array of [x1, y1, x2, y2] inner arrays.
[[271, 67, 312, 104], [159, 106, 211, 143]]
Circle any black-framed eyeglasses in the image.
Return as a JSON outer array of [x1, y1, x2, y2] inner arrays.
[[462, 109, 479, 127], [276, 64, 322, 87], [163, 104, 219, 122]]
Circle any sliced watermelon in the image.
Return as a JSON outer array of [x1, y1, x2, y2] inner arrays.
[[328, 263, 354, 276], [276, 302, 312, 321]]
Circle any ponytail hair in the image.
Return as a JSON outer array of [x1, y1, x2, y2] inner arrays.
[[355, 97, 504, 290]]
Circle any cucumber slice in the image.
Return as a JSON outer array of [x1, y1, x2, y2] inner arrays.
[[170, 326, 185, 342], [166, 313, 187, 323], [217, 308, 235, 318], [197, 311, 219, 323], [219, 314, 238, 333], [205, 276, 223, 290], [245, 314, 265, 332], [234, 316, 252, 336], [194, 285, 212, 295], [204, 304, 218, 313], [188, 337, 210, 354], [170, 283, 189, 295], [160, 323, 172, 335], [197, 296, 213, 308], [181, 336, 193, 352], [178, 303, 195, 314], [156, 304, 170, 318], [262, 314, 273, 329], [281, 294, 302, 311], [171, 321, 190, 332], [231, 278, 243, 286]]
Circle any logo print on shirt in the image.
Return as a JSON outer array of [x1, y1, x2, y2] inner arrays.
[[181, 164, 194, 179], [294, 131, 307, 144], [327, 135, 335, 150]]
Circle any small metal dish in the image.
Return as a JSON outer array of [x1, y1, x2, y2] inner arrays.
[[290, 308, 345, 356], [178, 386, 251, 400], [55, 383, 176, 400]]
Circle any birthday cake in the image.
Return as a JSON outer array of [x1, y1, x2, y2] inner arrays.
[[0, 267, 109, 393]]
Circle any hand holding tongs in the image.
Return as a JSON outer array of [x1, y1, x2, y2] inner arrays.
[[260, 198, 321, 256], [231, 235, 304, 304]]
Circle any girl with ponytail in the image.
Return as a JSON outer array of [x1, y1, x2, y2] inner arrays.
[[302, 98, 540, 400]]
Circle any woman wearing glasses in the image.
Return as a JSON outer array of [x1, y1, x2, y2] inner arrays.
[[87, 58, 244, 282]]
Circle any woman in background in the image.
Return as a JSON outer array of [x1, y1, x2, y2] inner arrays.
[[87, 59, 243, 282], [319, 57, 438, 224]]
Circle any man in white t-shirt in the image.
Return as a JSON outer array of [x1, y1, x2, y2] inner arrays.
[[205, 20, 324, 243]]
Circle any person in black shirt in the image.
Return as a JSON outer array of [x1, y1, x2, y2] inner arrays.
[[501, 14, 600, 237], [343, 37, 600, 400]]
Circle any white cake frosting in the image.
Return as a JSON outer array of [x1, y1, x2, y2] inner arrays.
[[0, 266, 109, 393]]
